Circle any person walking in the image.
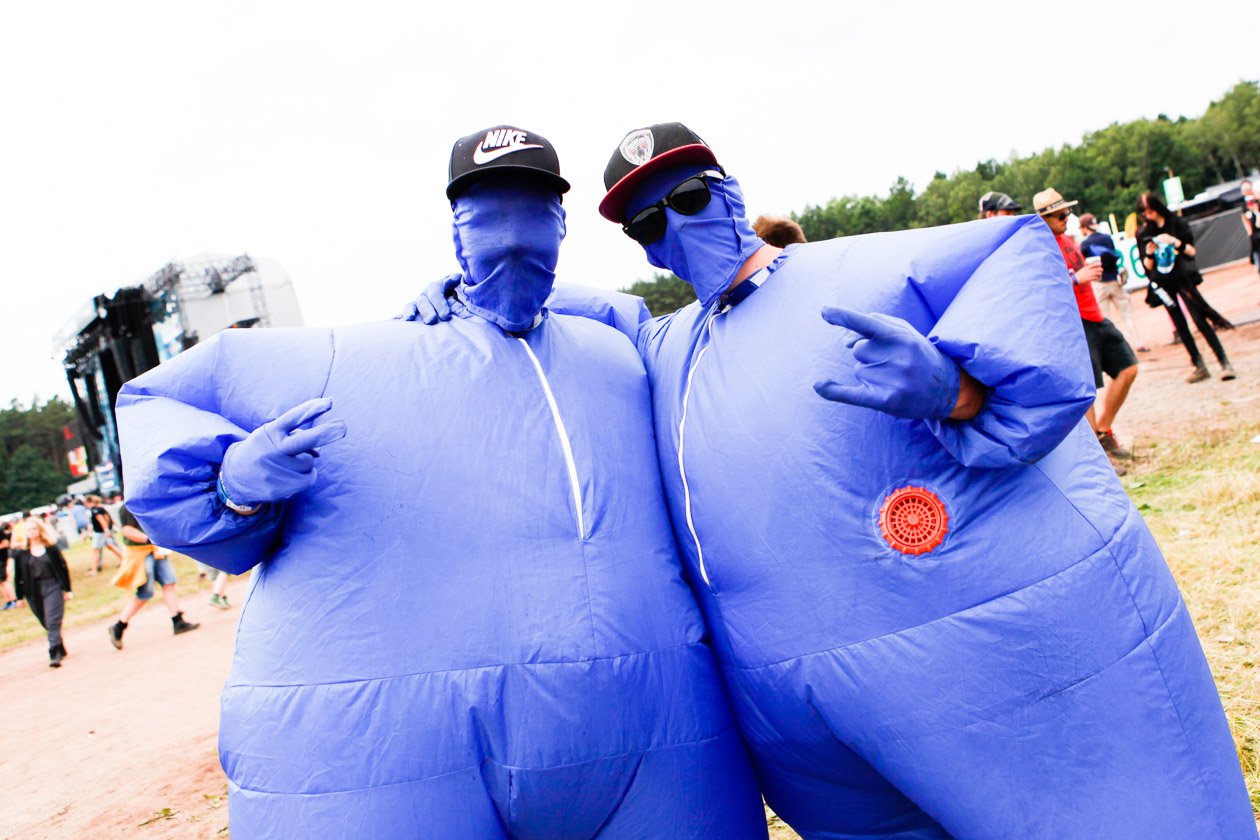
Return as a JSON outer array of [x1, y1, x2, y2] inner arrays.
[[207, 568, 233, 610], [1241, 179, 1260, 282], [69, 497, 90, 538], [2, 521, 22, 610], [1136, 191, 1237, 382], [106, 503, 199, 649], [10, 516, 72, 667], [87, 494, 123, 573]]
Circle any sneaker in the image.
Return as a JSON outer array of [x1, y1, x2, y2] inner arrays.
[[1136, 345, 1152, 353], [1107, 454, 1129, 477], [209, 594, 231, 610], [49, 645, 63, 668], [172, 612, 200, 635], [1186, 365, 1210, 384], [108, 621, 126, 650], [1, 600, 17, 611], [1220, 363, 1237, 381], [1097, 430, 1132, 460]]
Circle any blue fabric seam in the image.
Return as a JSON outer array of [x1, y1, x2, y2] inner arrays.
[[226, 725, 739, 796], [317, 327, 336, 400], [726, 539, 1113, 673], [1028, 465, 1228, 836], [222, 641, 705, 689], [843, 604, 1183, 749]]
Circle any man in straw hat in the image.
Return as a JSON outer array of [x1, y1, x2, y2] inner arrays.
[[1035, 187, 1140, 467]]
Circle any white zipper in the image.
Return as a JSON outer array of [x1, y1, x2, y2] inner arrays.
[[518, 337, 587, 540], [678, 313, 720, 588]]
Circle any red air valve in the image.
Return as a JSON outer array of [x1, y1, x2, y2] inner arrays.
[[879, 486, 948, 555]]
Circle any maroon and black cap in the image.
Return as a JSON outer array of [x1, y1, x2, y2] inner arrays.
[[599, 123, 720, 222], [447, 125, 570, 201]]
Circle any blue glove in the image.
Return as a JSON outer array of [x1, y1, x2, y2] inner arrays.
[[219, 398, 347, 507], [396, 274, 461, 324], [813, 306, 961, 420]]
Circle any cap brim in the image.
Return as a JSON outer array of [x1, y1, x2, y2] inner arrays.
[[447, 166, 570, 201], [598, 144, 719, 222]]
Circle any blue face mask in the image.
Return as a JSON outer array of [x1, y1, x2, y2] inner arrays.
[[625, 165, 765, 307], [452, 178, 566, 332]]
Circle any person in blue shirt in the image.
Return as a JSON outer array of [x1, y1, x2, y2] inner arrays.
[[1079, 212, 1146, 352]]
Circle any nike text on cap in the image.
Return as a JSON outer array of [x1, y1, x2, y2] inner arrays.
[[599, 122, 720, 223], [447, 125, 570, 201]]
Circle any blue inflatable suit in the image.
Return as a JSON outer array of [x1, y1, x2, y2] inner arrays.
[[116, 162, 768, 838], [563, 126, 1257, 838], [613, 220, 1257, 839]]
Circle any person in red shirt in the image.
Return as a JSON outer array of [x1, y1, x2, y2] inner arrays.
[[1035, 188, 1138, 467]]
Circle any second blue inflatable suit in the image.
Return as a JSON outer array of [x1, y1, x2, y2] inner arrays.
[[551, 213, 1255, 839]]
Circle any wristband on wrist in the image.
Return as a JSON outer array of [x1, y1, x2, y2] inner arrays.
[[216, 475, 261, 516]]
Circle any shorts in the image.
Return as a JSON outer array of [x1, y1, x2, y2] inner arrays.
[[1082, 318, 1137, 388], [136, 553, 178, 600], [92, 532, 118, 550]]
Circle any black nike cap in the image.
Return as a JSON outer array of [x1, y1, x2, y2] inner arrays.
[[599, 122, 720, 222], [447, 125, 570, 201]]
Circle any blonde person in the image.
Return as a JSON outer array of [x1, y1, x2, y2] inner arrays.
[[10, 515, 73, 667]]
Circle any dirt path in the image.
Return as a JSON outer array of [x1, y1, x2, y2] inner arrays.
[[0, 579, 245, 840], [2, 261, 1258, 840], [1108, 259, 1260, 445]]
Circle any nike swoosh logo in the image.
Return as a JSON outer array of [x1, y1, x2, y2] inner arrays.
[[472, 142, 543, 165]]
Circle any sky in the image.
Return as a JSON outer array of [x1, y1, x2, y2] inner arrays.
[[2, 0, 1254, 404]]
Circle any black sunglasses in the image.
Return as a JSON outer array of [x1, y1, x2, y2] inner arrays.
[[623, 169, 726, 245]]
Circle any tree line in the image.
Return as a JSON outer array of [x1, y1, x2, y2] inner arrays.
[[0, 398, 78, 513], [625, 81, 1259, 314], [793, 81, 1259, 241]]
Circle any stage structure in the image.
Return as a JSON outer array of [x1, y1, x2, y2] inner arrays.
[[53, 254, 303, 493]]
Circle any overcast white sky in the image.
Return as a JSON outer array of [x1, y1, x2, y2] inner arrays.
[[2, 0, 1254, 404]]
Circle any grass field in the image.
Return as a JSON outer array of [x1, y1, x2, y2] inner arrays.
[[1128, 422, 1260, 815], [0, 542, 212, 650]]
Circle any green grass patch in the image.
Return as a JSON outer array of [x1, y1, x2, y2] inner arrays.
[[1124, 423, 1260, 816]]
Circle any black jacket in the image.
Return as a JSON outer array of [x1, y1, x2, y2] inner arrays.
[[1137, 214, 1198, 288], [12, 545, 72, 599]]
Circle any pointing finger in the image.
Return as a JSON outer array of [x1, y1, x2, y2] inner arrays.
[[813, 378, 882, 411], [272, 398, 334, 434], [821, 306, 896, 339], [278, 418, 347, 456]]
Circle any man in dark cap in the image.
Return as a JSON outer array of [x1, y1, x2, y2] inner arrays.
[[977, 190, 1022, 218], [585, 124, 1251, 840], [117, 125, 767, 839]]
